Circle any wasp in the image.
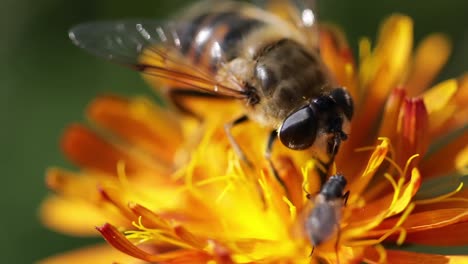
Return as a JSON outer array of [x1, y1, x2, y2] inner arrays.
[[69, 0, 353, 181], [305, 173, 349, 261]]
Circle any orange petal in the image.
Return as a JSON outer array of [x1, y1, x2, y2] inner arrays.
[[320, 24, 358, 101], [38, 243, 138, 264], [87, 95, 182, 166], [39, 195, 107, 236], [99, 186, 136, 221], [348, 168, 421, 231], [421, 132, 468, 179], [395, 97, 428, 165], [378, 87, 407, 139], [455, 145, 468, 174], [405, 34, 452, 96], [97, 223, 212, 263], [45, 167, 101, 201], [376, 208, 468, 234], [129, 203, 171, 229], [428, 76, 468, 139], [61, 124, 170, 176], [347, 14, 413, 152], [275, 155, 304, 210], [385, 250, 468, 264], [349, 138, 389, 198], [403, 222, 468, 246]]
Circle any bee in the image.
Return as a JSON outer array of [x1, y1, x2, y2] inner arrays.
[[305, 173, 349, 259], [69, 0, 353, 178]]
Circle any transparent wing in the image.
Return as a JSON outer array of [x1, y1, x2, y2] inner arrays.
[[69, 20, 246, 98], [251, 0, 319, 47]]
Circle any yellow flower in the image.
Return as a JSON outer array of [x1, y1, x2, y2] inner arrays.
[[39, 14, 468, 264]]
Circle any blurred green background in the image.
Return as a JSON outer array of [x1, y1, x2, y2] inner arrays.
[[0, 0, 466, 263]]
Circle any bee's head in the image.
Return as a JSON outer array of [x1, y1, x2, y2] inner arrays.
[[278, 87, 353, 152], [278, 104, 318, 150]]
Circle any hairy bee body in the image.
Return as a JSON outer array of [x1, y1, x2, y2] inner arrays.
[[171, 3, 335, 128], [70, 0, 353, 157]]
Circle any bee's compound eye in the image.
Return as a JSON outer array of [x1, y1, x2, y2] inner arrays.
[[330, 87, 354, 120], [279, 106, 318, 150]]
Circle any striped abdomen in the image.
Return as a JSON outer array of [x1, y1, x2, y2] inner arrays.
[[177, 10, 264, 72]]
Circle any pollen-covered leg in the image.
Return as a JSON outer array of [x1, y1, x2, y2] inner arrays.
[[224, 115, 252, 167], [265, 130, 289, 197]]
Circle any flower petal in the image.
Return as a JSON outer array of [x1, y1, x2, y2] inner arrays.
[[395, 97, 428, 165], [320, 24, 358, 101], [87, 95, 183, 166], [375, 208, 468, 233], [38, 243, 138, 264], [403, 222, 468, 246], [427, 75, 468, 139], [61, 124, 171, 176], [405, 34, 452, 96], [421, 132, 468, 179], [97, 223, 212, 263], [347, 14, 413, 152], [39, 195, 107, 236], [385, 250, 468, 264], [378, 88, 406, 139]]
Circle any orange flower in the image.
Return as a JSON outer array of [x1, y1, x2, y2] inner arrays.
[[39, 14, 467, 264]]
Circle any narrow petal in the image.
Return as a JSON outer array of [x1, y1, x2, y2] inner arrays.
[[349, 138, 389, 197], [38, 244, 138, 264], [378, 88, 406, 139], [385, 250, 468, 264], [395, 97, 428, 165], [428, 76, 468, 139], [97, 223, 212, 262], [39, 195, 107, 236], [347, 15, 413, 153], [403, 222, 468, 246], [421, 132, 468, 179], [320, 24, 358, 101], [129, 203, 171, 229], [405, 34, 452, 96], [275, 155, 304, 210], [375, 208, 468, 233], [61, 124, 170, 176], [87, 96, 183, 166], [45, 167, 101, 201], [455, 145, 468, 174]]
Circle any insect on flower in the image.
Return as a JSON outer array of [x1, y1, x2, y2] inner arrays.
[[68, 0, 354, 180], [305, 173, 349, 260]]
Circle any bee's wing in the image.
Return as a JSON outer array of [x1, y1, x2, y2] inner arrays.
[[69, 20, 246, 99], [252, 0, 319, 48]]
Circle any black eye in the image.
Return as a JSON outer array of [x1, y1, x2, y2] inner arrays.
[[279, 105, 318, 150], [330, 87, 354, 120]]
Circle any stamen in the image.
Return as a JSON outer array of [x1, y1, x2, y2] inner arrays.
[[415, 182, 464, 205], [384, 173, 399, 210], [216, 182, 233, 204], [382, 156, 404, 177], [282, 196, 297, 221], [375, 244, 388, 264], [345, 203, 414, 247], [127, 216, 194, 249], [401, 154, 420, 179], [195, 175, 231, 187]]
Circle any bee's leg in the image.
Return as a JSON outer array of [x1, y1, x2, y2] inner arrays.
[[343, 190, 350, 206], [224, 115, 252, 167], [309, 246, 315, 257], [168, 89, 230, 121], [265, 130, 289, 197]]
